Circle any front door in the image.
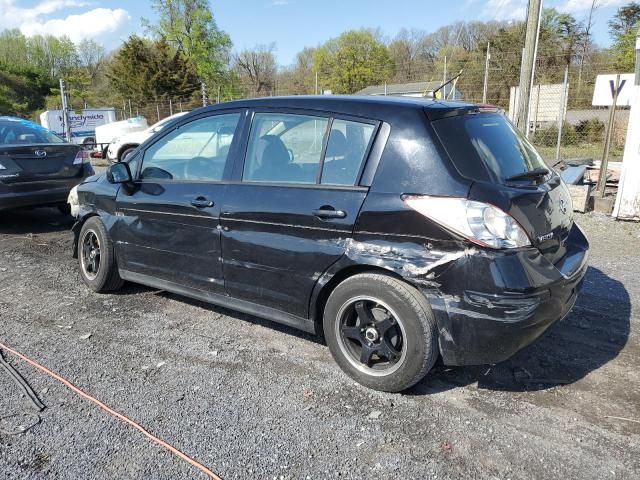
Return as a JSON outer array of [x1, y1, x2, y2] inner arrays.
[[114, 111, 243, 293], [221, 112, 378, 318]]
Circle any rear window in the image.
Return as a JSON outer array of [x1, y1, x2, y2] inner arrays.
[[0, 119, 64, 145], [432, 112, 547, 183]]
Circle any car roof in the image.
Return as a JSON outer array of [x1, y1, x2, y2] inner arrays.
[[196, 95, 478, 118]]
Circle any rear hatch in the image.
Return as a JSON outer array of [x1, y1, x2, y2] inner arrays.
[[429, 106, 573, 265]]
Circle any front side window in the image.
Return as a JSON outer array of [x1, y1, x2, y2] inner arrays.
[[140, 113, 240, 181], [243, 113, 329, 184]]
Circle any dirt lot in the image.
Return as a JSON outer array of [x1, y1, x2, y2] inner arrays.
[[0, 208, 638, 480]]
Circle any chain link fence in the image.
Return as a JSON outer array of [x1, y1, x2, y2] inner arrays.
[[97, 51, 627, 168]]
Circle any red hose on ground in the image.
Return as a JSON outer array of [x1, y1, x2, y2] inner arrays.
[[0, 341, 222, 480]]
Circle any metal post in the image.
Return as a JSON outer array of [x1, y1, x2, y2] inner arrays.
[[516, 0, 543, 137], [156, 103, 160, 122], [483, 42, 490, 104], [443, 56, 447, 97], [201, 82, 207, 107], [598, 74, 621, 198], [59, 79, 72, 142], [556, 65, 569, 162], [169, 98, 173, 116]]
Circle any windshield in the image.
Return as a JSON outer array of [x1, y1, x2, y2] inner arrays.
[[432, 112, 547, 183], [0, 118, 65, 145]]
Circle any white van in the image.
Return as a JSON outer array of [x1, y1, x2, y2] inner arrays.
[[40, 108, 117, 145]]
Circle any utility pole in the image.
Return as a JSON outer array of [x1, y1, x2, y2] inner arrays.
[[201, 82, 207, 107], [483, 42, 491, 104], [516, 0, 543, 137], [59, 79, 72, 143]]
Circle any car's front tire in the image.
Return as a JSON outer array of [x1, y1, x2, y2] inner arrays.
[[120, 147, 136, 162], [323, 273, 438, 392], [78, 216, 124, 293]]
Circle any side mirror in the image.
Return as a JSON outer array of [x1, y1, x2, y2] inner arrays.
[[106, 162, 132, 184]]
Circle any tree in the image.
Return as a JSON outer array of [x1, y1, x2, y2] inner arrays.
[[107, 36, 200, 105], [609, 2, 640, 71], [609, 2, 640, 36], [0, 64, 52, 116], [388, 29, 434, 82], [313, 30, 394, 94], [145, 0, 232, 84], [232, 44, 277, 96]]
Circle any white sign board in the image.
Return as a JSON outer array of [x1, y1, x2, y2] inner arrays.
[[508, 84, 566, 124], [592, 74, 635, 107]]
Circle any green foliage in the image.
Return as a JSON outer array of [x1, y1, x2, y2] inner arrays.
[[612, 23, 639, 71], [313, 30, 395, 94], [107, 36, 200, 105], [533, 123, 579, 147], [0, 63, 53, 117], [575, 118, 605, 143], [145, 0, 232, 84]]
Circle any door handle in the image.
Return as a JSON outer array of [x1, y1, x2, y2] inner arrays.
[[191, 197, 214, 208], [312, 207, 347, 219]]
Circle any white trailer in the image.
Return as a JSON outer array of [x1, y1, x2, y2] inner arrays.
[[39, 108, 116, 145]]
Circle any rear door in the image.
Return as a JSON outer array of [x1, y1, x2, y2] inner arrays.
[[220, 111, 378, 318], [114, 111, 244, 293]]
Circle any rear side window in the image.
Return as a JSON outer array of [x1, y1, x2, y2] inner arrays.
[[141, 113, 239, 181], [243, 113, 329, 184], [321, 119, 375, 186], [432, 112, 547, 182]]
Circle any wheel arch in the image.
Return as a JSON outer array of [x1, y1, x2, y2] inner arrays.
[[311, 264, 407, 337], [71, 212, 100, 258]]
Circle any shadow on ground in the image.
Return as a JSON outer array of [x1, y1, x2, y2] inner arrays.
[[409, 266, 631, 394], [0, 208, 73, 235]]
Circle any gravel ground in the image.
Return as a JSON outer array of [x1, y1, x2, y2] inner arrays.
[[0, 208, 638, 479]]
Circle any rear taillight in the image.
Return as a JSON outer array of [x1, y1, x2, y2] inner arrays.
[[402, 195, 531, 249], [73, 150, 91, 165]]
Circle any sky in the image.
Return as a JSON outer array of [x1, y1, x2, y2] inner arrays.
[[0, 0, 632, 65]]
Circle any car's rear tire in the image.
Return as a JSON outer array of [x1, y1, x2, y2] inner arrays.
[[323, 273, 438, 392], [78, 216, 124, 293]]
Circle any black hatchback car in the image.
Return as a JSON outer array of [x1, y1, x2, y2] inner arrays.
[[69, 96, 588, 392], [0, 116, 94, 212]]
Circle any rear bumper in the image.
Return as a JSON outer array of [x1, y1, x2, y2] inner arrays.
[[0, 165, 93, 211], [422, 223, 589, 366]]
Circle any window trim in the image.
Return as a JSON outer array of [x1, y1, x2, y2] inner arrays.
[[238, 108, 381, 188], [134, 109, 247, 184]]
